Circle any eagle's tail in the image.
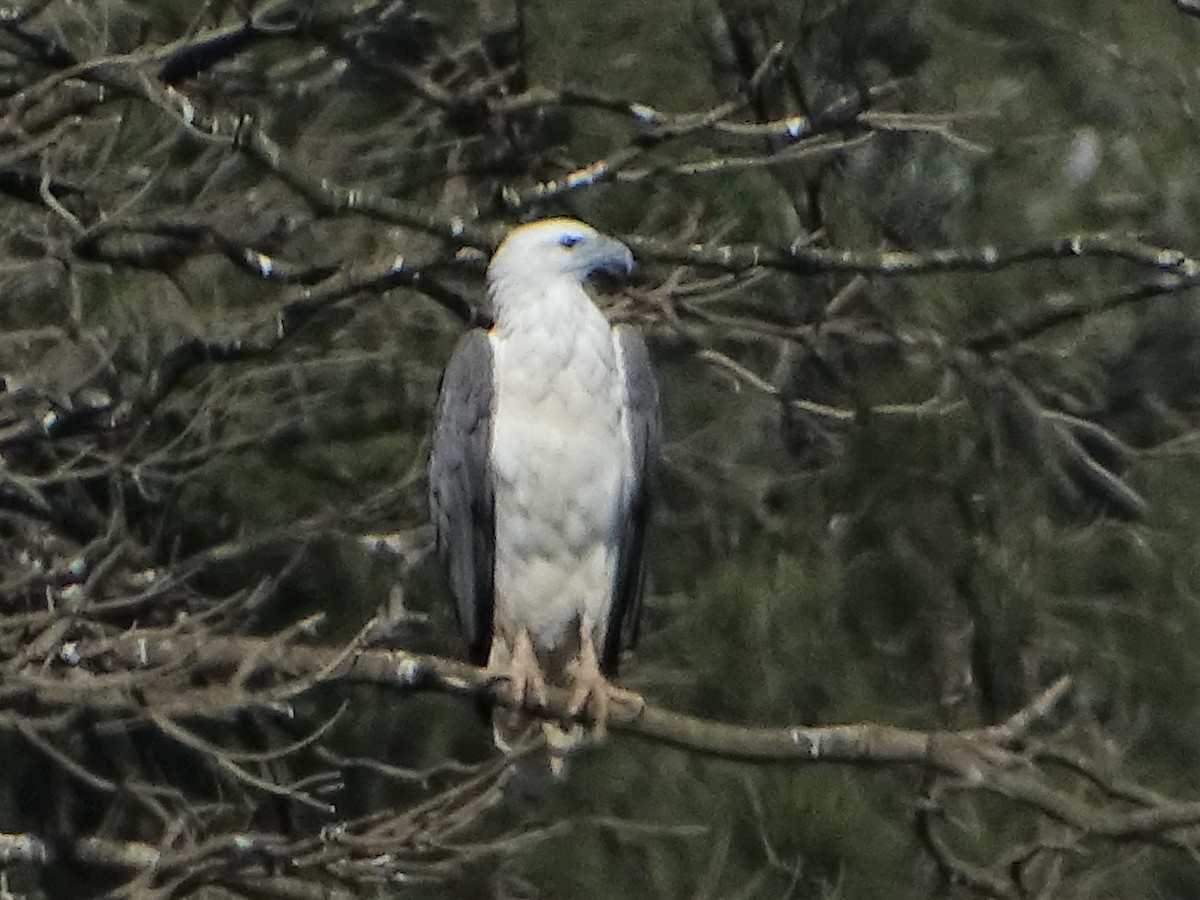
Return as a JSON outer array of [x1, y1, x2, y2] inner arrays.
[[492, 712, 588, 779], [540, 721, 588, 777]]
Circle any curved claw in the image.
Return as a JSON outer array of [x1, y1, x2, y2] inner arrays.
[[486, 628, 548, 712], [568, 678, 611, 738], [607, 684, 646, 721], [566, 617, 613, 737]]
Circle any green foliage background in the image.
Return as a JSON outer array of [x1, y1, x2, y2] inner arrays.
[[3, 0, 1200, 896]]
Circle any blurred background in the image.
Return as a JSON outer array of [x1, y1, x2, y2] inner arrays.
[[3, 0, 1200, 897]]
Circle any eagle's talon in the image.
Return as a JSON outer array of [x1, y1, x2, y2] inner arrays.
[[481, 672, 519, 708], [608, 685, 645, 721], [518, 669, 549, 714], [481, 672, 510, 692], [566, 674, 611, 738], [486, 627, 549, 713], [563, 616, 614, 737]]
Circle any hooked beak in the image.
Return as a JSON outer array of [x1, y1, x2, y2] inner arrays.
[[588, 236, 635, 278]]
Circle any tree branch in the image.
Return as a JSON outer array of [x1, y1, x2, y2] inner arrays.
[[13, 628, 1035, 774], [8, 627, 1200, 852]]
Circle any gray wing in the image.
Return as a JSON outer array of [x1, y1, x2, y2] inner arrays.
[[603, 324, 661, 675], [429, 330, 495, 666]]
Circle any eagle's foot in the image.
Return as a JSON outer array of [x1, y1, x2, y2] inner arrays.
[[566, 668, 611, 738], [493, 628, 548, 713], [606, 684, 646, 721], [566, 618, 612, 737]]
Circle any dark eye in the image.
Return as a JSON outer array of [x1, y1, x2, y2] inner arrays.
[[558, 234, 583, 248]]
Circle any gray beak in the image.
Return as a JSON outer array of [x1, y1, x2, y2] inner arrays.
[[589, 236, 635, 277]]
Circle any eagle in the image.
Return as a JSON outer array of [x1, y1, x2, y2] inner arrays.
[[429, 218, 659, 765]]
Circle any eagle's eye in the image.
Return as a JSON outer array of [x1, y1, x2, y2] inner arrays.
[[558, 234, 583, 249]]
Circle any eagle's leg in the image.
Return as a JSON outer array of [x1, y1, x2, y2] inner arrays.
[[566, 617, 611, 738], [490, 627, 548, 713]]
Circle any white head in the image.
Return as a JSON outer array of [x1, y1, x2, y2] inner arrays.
[[486, 218, 634, 319]]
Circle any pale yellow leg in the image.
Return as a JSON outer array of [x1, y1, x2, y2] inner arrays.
[[488, 627, 548, 711], [567, 618, 611, 738]]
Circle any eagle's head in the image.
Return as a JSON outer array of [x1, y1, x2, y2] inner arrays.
[[486, 218, 634, 297]]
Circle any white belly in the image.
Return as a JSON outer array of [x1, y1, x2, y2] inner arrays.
[[489, 317, 631, 655]]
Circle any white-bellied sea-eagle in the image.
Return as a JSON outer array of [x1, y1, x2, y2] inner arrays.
[[429, 218, 659, 765]]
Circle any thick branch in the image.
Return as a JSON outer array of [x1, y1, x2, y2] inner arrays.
[[42, 631, 1198, 842], [10, 629, 1018, 775], [4, 623, 1200, 890]]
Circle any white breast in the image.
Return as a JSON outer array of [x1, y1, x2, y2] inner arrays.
[[489, 284, 632, 656]]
